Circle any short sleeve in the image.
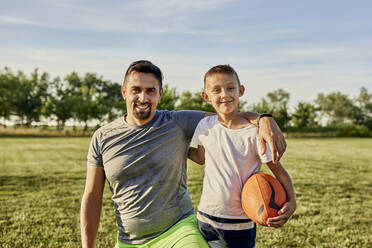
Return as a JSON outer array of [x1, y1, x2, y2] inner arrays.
[[256, 140, 273, 163], [191, 120, 204, 145], [87, 130, 103, 167], [171, 110, 205, 141]]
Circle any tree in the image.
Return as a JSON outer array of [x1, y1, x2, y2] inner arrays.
[[250, 98, 272, 114], [176, 91, 215, 112], [66, 72, 105, 130], [355, 87, 372, 129], [267, 89, 291, 129], [356, 87, 372, 113], [0, 67, 15, 126], [315, 92, 355, 124], [250, 89, 291, 130], [175, 89, 247, 113], [237, 99, 248, 112], [10, 69, 49, 126], [42, 77, 74, 129], [157, 84, 178, 111], [292, 101, 318, 128], [99, 81, 126, 122]]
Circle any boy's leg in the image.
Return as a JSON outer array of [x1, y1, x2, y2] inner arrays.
[[198, 220, 256, 248], [208, 240, 227, 248], [222, 226, 256, 248], [198, 220, 227, 248]]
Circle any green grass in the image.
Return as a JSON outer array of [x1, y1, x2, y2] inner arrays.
[[0, 126, 93, 137], [1, 138, 371, 247]]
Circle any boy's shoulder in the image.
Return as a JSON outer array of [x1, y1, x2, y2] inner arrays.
[[193, 115, 218, 134], [198, 115, 218, 126], [198, 115, 258, 133]]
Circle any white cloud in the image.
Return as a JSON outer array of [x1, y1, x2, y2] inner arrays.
[[1, 0, 371, 111], [0, 46, 206, 88], [0, 16, 38, 25], [0, 0, 235, 34]]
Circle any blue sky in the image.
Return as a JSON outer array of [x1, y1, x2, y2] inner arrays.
[[1, 0, 371, 109]]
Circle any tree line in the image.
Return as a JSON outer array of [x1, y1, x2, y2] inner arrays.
[[1, 67, 371, 134]]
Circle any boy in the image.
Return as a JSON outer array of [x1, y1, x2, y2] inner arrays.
[[188, 65, 296, 248]]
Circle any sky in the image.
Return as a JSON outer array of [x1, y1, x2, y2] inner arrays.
[[1, 0, 372, 109]]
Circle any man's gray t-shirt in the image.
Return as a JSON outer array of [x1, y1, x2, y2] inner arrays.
[[87, 110, 205, 244]]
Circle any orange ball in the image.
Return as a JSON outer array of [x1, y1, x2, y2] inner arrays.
[[241, 173, 287, 226]]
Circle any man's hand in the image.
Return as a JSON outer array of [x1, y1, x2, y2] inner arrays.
[[266, 201, 296, 228], [259, 117, 286, 164]]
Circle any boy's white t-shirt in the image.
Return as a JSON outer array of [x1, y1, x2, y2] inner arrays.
[[192, 115, 272, 219]]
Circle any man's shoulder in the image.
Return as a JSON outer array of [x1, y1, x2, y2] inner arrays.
[[155, 110, 172, 118], [94, 117, 125, 138], [156, 110, 205, 123], [156, 109, 204, 116]]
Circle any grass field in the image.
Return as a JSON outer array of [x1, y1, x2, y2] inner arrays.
[[0, 137, 371, 247]]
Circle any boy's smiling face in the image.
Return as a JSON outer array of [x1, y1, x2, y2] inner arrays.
[[203, 72, 245, 116]]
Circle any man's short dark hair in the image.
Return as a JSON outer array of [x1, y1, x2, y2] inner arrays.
[[123, 60, 163, 89], [204, 64, 241, 88]]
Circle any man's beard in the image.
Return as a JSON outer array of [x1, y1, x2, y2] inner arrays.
[[133, 102, 152, 120]]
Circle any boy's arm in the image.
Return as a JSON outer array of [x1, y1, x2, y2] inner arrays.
[[188, 145, 205, 165], [266, 161, 296, 228]]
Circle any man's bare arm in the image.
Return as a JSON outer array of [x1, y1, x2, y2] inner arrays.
[[257, 116, 286, 163], [239, 112, 286, 163], [80, 166, 105, 248]]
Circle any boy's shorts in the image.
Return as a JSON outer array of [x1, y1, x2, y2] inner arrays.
[[197, 216, 256, 248], [115, 214, 209, 248]]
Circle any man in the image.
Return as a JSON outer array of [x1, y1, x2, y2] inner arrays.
[[80, 60, 286, 248]]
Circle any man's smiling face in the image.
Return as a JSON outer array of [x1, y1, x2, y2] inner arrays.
[[122, 71, 163, 126]]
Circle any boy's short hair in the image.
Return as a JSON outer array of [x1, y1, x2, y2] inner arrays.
[[204, 64, 241, 88], [123, 60, 163, 89]]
